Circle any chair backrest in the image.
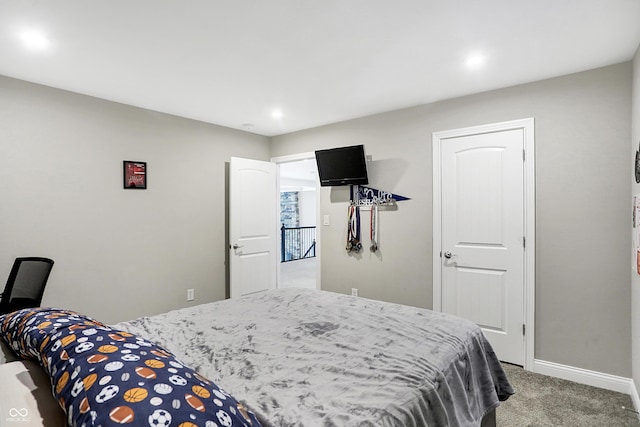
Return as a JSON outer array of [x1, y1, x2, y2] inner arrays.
[[0, 257, 54, 314]]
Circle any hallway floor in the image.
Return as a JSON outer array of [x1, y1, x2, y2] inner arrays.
[[280, 257, 317, 289]]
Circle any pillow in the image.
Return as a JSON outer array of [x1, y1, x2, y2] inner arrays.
[[0, 308, 262, 427], [0, 360, 66, 427]]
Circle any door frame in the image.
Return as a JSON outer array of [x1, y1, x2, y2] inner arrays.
[[270, 152, 321, 290], [432, 118, 535, 370]]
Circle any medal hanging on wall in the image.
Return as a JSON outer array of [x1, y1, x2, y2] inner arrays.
[[346, 205, 362, 253], [370, 204, 378, 252]]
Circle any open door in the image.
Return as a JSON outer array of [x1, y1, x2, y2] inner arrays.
[[229, 157, 277, 298]]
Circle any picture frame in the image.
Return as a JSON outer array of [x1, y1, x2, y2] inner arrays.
[[123, 161, 147, 189]]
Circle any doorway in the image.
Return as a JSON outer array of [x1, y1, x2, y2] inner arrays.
[[432, 118, 535, 369], [273, 153, 320, 290]]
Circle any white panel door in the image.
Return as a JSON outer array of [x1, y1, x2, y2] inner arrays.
[[230, 157, 277, 298], [440, 128, 525, 365]]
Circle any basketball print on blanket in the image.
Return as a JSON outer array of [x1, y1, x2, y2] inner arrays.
[[0, 308, 262, 427]]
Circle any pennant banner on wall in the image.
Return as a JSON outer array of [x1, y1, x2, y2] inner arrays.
[[350, 185, 410, 205]]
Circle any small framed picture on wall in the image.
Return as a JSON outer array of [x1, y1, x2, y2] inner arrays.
[[123, 161, 147, 189]]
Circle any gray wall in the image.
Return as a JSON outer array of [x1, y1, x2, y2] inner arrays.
[[0, 76, 270, 324], [632, 46, 640, 398], [271, 63, 632, 377]]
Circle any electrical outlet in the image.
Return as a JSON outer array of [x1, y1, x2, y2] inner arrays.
[[187, 289, 194, 301], [351, 288, 358, 297]]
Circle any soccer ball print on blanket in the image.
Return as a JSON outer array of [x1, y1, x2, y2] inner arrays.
[[0, 308, 261, 427]]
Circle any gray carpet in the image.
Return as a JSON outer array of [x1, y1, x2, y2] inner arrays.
[[497, 363, 639, 426]]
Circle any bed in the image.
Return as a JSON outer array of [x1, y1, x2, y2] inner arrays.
[[115, 288, 513, 426], [0, 288, 512, 427]]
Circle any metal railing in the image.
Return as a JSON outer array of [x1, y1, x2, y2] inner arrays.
[[281, 225, 316, 262]]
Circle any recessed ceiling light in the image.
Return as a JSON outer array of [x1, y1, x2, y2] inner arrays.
[[465, 53, 485, 69], [271, 109, 283, 119], [18, 29, 51, 50]]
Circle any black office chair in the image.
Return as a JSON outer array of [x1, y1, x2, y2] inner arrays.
[[0, 257, 54, 315]]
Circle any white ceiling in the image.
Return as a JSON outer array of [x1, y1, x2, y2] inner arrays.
[[280, 159, 317, 191], [1, 1, 639, 137]]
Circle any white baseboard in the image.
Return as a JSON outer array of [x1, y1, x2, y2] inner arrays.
[[533, 359, 632, 395]]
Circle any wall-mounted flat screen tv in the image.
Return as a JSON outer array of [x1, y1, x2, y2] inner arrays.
[[315, 145, 369, 187]]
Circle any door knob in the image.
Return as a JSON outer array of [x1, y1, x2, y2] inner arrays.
[[232, 244, 243, 250], [443, 251, 452, 259]]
